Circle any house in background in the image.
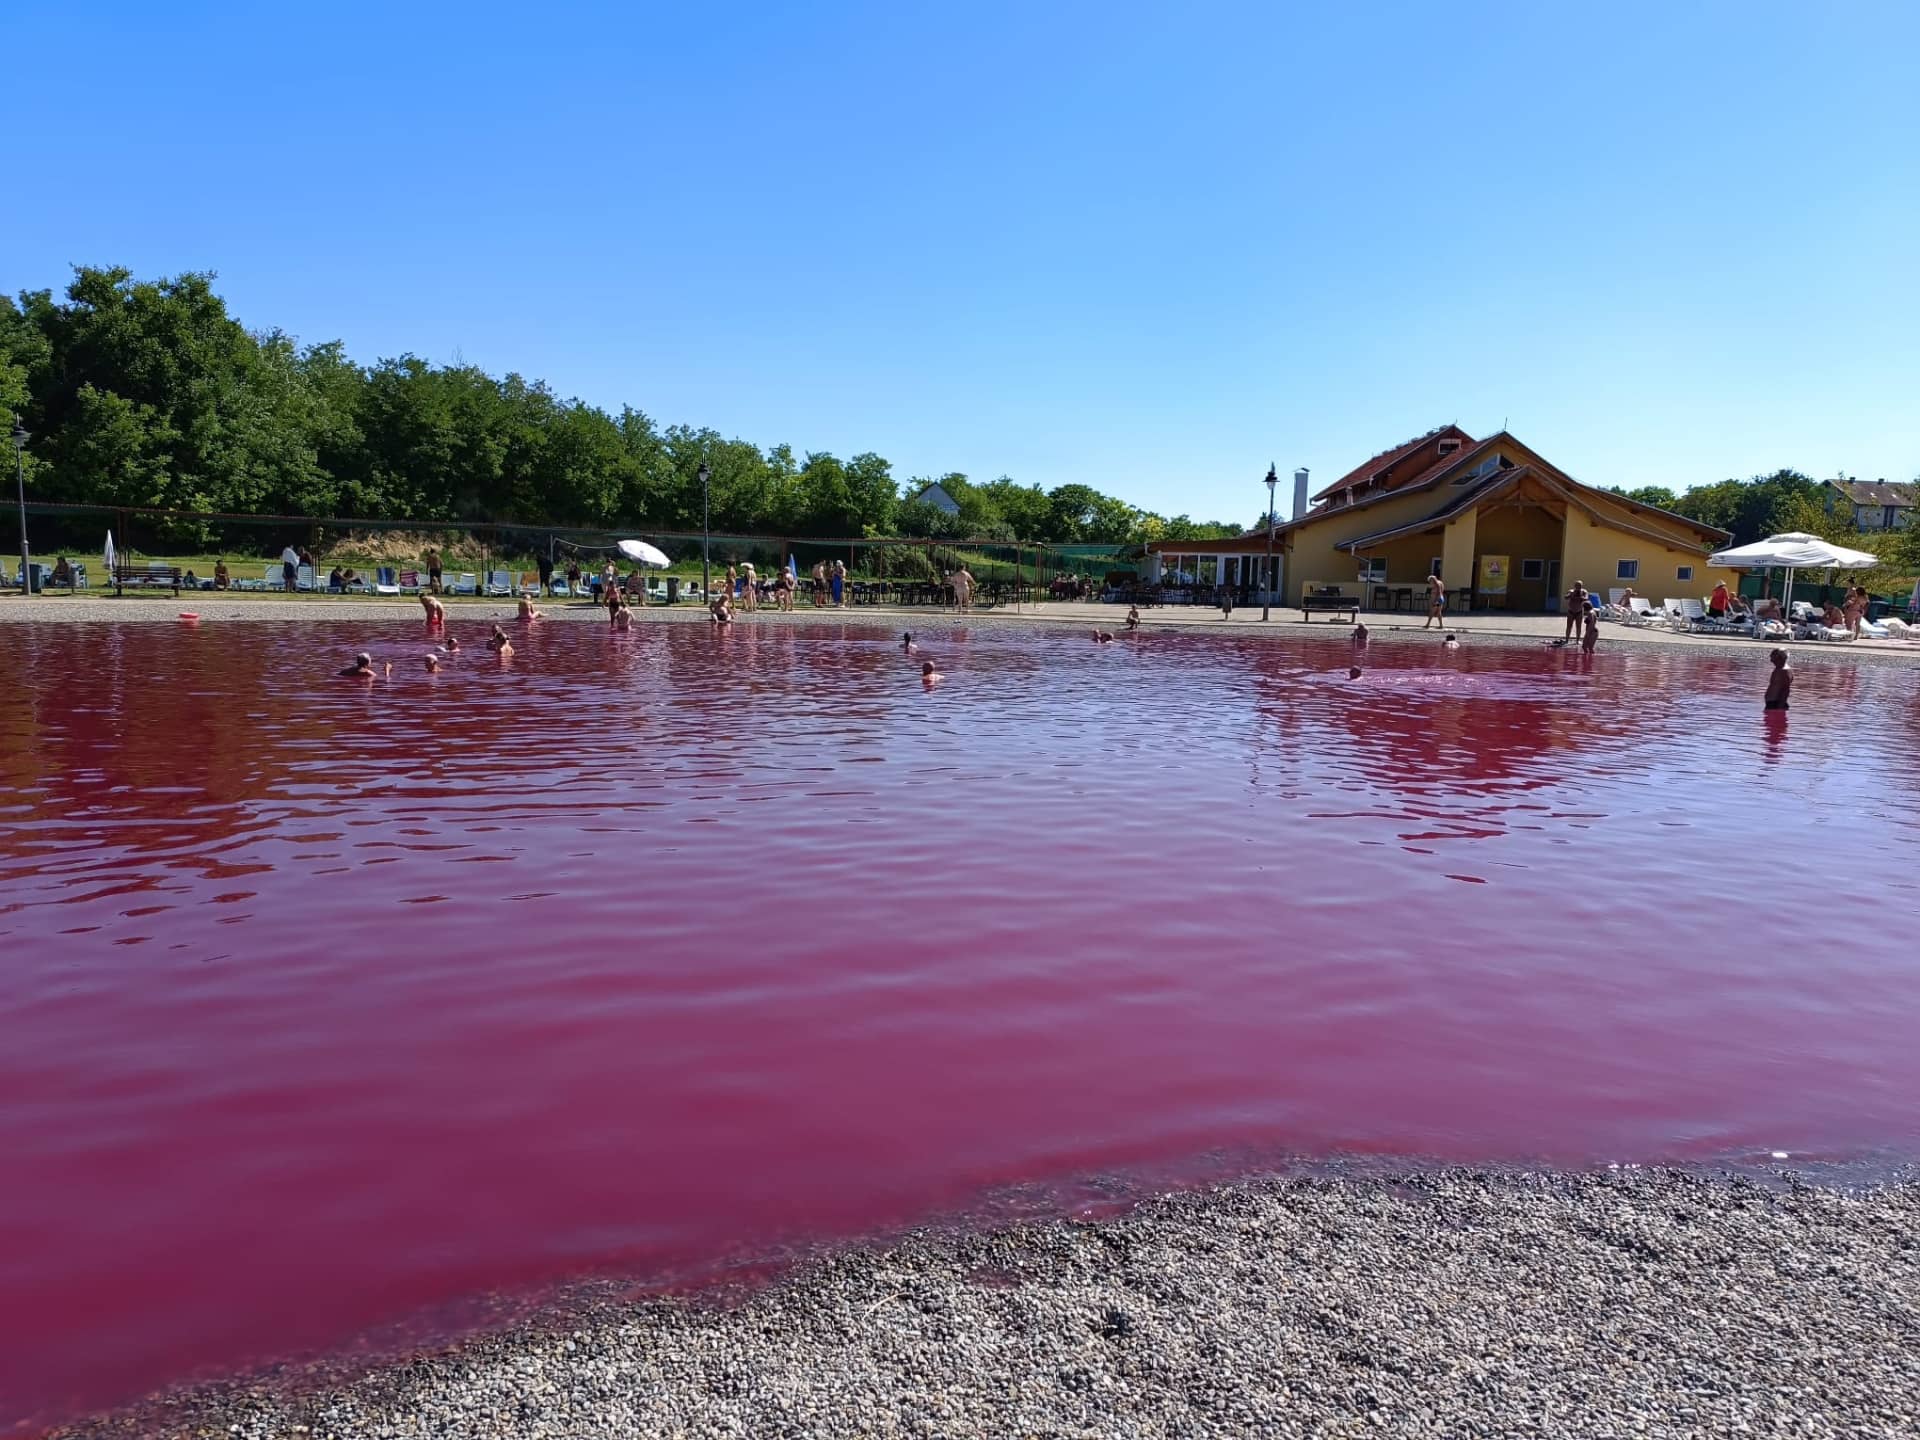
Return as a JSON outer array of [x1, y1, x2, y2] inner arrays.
[[1147, 427, 1736, 613], [1823, 477, 1916, 531], [905, 481, 962, 516]]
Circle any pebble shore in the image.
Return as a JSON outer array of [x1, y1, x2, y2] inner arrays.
[[60, 1168, 1920, 1440]]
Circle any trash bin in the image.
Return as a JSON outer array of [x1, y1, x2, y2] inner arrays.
[[665, 577, 680, 605]]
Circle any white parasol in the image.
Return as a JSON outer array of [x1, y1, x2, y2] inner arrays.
[[104, 530, 116, 574], [1706, 531, 1878, 613], [616, 539, 671, 568]]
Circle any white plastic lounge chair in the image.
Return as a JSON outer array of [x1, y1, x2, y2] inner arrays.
[[1626, 597, 1661, 626], [295, 564, 318, 592], [451, 572, 479, 596], [1881, 617, 1920, 642], [374, 567, 400, 596], [1858, 618, 1889, 639], [484, 570, 512, 597], [398, 568, 422, 592]]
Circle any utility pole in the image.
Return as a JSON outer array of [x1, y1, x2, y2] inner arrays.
[[1261, 463, 1278, 621], [11, 419, 29, 596], [698, 461, 713, 600]]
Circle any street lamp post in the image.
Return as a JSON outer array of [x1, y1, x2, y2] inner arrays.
[[11, 420, 28, 597], [1261, 462, 1278, 622], [698, 461, 713, 602]]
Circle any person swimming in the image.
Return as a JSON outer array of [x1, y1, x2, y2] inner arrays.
[[487, 625, 513, 657], [339, 651, 377, 679], [920, 660, 943, 684], [1442, 632, 1460, 650], [901, 632, 916, 652], [1093, 630, 1114, 643], [444, 633, 461, 653], [517, 597, 542, 622], [1347, 666, 1363, 680], [424, 653, 440, 672], [1352, 621, 1368, 647]]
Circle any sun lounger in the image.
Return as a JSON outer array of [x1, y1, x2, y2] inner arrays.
[[1881, 617, 1920, 642], [374, 567, 400, 596], [484, 570, 512, 597], [1625, 597, 1662, 626], [451, 572, 479, 596]]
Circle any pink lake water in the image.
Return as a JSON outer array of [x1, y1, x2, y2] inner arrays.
[[2, 618, 1917, 1433]]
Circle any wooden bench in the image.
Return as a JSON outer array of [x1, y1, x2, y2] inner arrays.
[[1300, 589, 1359, 622], [114, 563, 183, 596]]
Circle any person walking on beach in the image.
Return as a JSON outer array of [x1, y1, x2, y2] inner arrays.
[[425, 548, 443, 595], [565, 559, 581, 595], [741, 563, 758, 611], [1423, 573, 1445, 628], [949, 566, 974, 612], [281, 544, 299, 593], [830, 560, 845, 608], [1765, 649, 1792, 710], [537, 550, 555, 597]]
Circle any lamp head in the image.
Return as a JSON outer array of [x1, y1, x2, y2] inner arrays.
[[1264, 463, 1277, 490]]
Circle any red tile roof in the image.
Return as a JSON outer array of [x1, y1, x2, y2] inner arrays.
[[1309, 425, 1475, 503]]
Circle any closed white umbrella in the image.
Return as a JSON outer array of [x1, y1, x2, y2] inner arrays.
[[1707, 531, 1878, 616], [104, 530, 115, 575], [616, 539, 671, 568]]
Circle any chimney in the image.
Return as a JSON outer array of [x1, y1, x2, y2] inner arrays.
[[1291, 468, 1310, 520]]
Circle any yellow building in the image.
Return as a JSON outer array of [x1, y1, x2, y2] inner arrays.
[[1149, 427, 1737, 614]]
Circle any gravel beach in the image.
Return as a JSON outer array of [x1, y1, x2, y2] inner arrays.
[[55, 1168, 1920, 1440]]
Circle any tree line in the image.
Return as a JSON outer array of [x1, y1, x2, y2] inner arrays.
[[0, 267, 1238, 549], [1608, 470, 1919, 579]]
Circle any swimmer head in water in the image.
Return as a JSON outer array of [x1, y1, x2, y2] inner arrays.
[[340, 651, 375, 678], [1348, 666, 1363, 680], [424, 653, 440, 672]]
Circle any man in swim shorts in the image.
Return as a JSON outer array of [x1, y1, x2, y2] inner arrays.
[[1765, 649, 1792, 710]]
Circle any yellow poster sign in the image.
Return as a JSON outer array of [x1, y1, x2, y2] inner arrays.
[[1477, 554, 1509, 596]]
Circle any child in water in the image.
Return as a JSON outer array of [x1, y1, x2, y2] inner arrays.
[[921, 660, 943, 685], [1442, 632, 1459, 650]]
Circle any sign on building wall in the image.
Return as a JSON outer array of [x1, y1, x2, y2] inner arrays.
[[1477, 555, 1509, 596]]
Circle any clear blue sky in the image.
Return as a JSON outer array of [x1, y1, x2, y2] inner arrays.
[[7, 0, 1916, 524]]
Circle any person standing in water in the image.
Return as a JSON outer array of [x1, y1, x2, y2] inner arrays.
[[1765, 649, 1792, 710], [420, 592, 445, 626], [1564, 581, 1588, 642], [1581, 602, 1599, 654]]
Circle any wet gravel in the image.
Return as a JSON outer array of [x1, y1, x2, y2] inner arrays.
[[62, 1168, 1920, 1439]]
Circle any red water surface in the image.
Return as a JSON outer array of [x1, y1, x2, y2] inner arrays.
[[3, 619, 1918, 1432]]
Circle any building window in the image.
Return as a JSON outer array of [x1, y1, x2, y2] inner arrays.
[[1359, 558, 1387, 583], [1676, 565, 1693, 582], [1429, 556, 1444, 579], [1519, 559, 1545, 581], [1616, 560, 1639, 580]]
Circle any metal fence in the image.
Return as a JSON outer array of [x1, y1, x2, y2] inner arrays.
[[6, 500, 1138, 604]]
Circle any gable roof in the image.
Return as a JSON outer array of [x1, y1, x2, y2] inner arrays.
[[1828, 479, 1917, 508], [1309, 424, 1476, 503], [1335, 465, 1727, 555]]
